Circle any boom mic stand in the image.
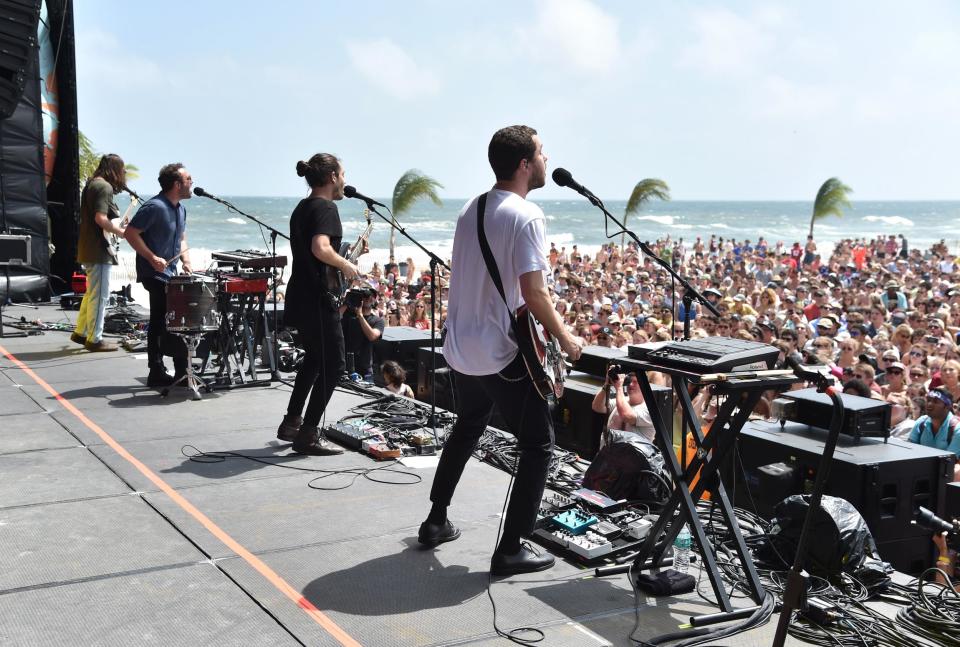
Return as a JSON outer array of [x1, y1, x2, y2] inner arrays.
[[194, 190, 286, 382], [359, 201, 451, 444], [772, 359, 845, 647]]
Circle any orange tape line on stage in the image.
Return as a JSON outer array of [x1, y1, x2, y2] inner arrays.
[[0, 344, 362, 647]]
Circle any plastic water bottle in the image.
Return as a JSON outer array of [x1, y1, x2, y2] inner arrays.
[[673, 524, 692, 573]]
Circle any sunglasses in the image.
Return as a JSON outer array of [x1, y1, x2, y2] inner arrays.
[[888, 369, 904, 375], [910, 350, 925, 357]]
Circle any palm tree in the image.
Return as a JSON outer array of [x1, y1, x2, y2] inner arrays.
[[808, 177, 853, 238], [623, 179, 670, 250], [390, 169, 443, 261], [78, 130, 140, 183]]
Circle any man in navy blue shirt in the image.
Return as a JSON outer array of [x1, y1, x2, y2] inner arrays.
[[124, 163, 193, 387]]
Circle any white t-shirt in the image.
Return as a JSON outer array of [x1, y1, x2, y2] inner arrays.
[[443, 189, 549, 376], [607, 399, 656, 443]]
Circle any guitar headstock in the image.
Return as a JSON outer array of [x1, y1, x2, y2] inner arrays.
[[364, 207, 371, 226]]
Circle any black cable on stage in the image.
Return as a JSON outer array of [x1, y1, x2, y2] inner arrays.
[[179, 445, 421, 490]]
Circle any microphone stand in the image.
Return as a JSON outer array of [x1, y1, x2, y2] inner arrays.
[[198, 192, 287, 383], [572, 191, 720, 338], [772, 362, 844, 647], [361, 201, 451, 444]]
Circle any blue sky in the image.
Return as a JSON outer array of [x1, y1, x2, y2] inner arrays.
[[75, 1, 960, 200]]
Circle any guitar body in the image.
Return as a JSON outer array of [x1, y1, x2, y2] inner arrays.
[[329, 209, 373, 305], [515, 304, 565, 400]]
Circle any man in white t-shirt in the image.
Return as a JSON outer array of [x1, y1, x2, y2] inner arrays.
[[591, 371, 655, 443], [418, 125, 584, 576]]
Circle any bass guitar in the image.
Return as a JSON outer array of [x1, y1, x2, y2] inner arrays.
[[329, 208, 373, 304], [515, 304, 567, 400]]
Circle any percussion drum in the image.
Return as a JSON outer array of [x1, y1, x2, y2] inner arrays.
[[166, 275, 219, 332]]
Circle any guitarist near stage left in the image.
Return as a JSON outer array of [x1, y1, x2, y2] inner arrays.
[[418, 125, 583, 576], [277, 152, 362, 456], [73, 154, 128, 352]]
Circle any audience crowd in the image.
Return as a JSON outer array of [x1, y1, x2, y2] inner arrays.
[[358, 232, 960, 461]]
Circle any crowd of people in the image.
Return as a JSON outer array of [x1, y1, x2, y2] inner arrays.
[[357, 231, 960, 462]]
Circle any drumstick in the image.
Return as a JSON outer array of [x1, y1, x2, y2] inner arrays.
[[165, 247, 190, 266]]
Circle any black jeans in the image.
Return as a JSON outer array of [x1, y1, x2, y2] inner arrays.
[[430, 352, 554, 551], [286, 309, 345, 427], [142, 277, 186, 373]]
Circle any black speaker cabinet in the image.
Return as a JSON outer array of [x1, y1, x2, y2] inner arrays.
[[0, 0, 42, 120], [726, 420, 955, 573], [416, 345, 448, 401], [572, 345, 627, 379], [372, 326, 434, 387]]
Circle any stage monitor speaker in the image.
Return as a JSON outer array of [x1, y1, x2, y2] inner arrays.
[[572, 345, 627, 379], [372, 326, 434, 387], [416, 345, 447, 401], [0, 0, 41, 120], [726, 420, 955, 573], [0, 234, 31, 265]]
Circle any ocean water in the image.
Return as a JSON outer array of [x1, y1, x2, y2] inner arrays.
[[111, 195, 960, 280]]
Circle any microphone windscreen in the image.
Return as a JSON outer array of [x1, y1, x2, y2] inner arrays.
[[552, 167, 573, 188], [784, 351, 805, 371], [193, 187, 207, 197], [343, 185, 357, 198]]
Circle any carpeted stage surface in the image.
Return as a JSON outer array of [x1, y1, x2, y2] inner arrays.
[[0, 303, 863, 646]]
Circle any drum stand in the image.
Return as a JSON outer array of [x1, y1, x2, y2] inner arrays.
[[161, 332, 211, 401]]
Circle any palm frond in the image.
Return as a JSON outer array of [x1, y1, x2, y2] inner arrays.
[[808, 177, 853, 236], [625, 179, 671, 216], [392, 169, 444, 216]]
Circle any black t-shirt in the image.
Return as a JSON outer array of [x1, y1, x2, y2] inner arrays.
[[285, 198, 342, 326], [342, 311, 385, 376]]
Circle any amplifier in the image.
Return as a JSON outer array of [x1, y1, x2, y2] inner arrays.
[[373, 326, 434, 387], [726, 420, 955, 573], [777, 388, 891, 441], [415, 345, 448, 400], [0, 234, 31, 266], [572, 345, 627, 379]]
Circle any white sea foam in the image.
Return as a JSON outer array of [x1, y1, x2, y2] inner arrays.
[[708, 222, 731, 229], [226, 217, 246, 225], [635, 215, 674, 226], [862, 215, 915, 227]]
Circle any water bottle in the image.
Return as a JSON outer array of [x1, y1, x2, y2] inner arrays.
[[673, 524, 692, 573]]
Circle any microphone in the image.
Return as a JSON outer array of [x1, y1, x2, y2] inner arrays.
[[123, 186, 142, 202], [193, 187, 212, 198], [344, 185, 387, 209], [551, 168, 596, 200]]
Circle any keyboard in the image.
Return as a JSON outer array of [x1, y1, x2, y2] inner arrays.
[[212, 249, 288, 269], [627, 337, 779, 373]]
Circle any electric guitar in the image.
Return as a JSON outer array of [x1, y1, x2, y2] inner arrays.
[[515, 304, 567, 400], [103, 188, 139, 262], [329, 208, 373, 304]]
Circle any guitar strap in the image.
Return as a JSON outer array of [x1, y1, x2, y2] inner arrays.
[[475, 192, 543, 377]]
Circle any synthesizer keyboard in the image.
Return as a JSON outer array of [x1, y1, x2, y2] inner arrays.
[[627, 337, 779, 373], [212, 249, 288, 269]]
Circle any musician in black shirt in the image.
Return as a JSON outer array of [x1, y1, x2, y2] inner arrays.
[[277, 153, 360, 455]]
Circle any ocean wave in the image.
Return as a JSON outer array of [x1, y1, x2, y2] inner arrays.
[[635, 215, 675, 226], [862, 215, 915, 227], [226, 217, 246, 225], [708, 222, 731, 229]]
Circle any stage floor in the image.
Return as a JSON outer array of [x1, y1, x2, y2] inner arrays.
[[0, 303, 898, 646]]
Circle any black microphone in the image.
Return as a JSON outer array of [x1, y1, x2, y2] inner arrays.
[[344, 185, 387, 209], [193, 187, 212, 198], [123, 186, 142, 202], [551, 167, 596, 199]]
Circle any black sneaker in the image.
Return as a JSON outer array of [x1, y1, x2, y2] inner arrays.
[[490, 542, 555, 576], [147, 369, 175, 388], [292, 426, 344, 456], [418, 519, 461, 547], [277, 415, 302, 442]]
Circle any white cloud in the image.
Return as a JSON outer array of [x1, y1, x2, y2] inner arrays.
[[755, 75, 837, 120], [345, 38, 440, 100], [679, 8, 774, 77], [521, 0, 621, 75]]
